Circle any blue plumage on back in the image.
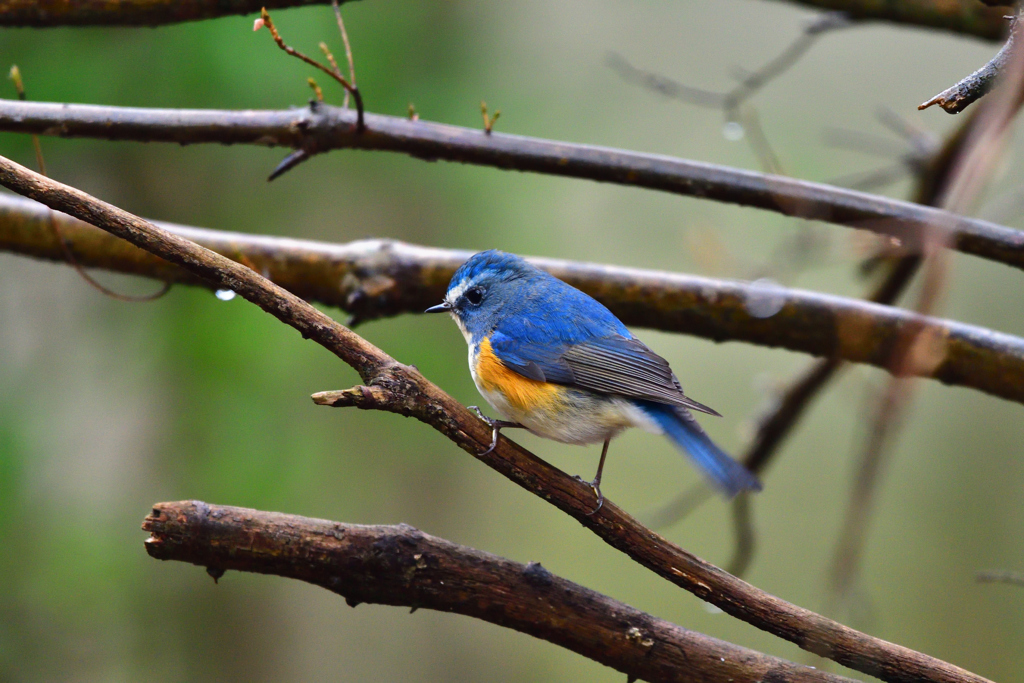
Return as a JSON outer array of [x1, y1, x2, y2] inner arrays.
[[436, 249, 761, 501]]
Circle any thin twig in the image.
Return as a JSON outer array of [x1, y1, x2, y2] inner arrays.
[[8, 66, 44, 175], [143, 501, 860, 683], [724, 493, 756, 577], [0, 153, 992, 683], [824, 108, 941, 190], [608, 11, 848, 175], [330, 0, 355, 110], [723, 12, 851, 117], [1, 99, 1024, 271], [255, 7, 364, 133], [610, 12, 849, 120], [606, 52, 723, 107], [737, 103, 785, 175]]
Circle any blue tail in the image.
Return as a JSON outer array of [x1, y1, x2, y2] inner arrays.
[[638, 401, 761, 497]]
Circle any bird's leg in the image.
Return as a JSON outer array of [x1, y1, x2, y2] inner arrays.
[[468, 406, 523, 455], [575, 438, 610, 515]]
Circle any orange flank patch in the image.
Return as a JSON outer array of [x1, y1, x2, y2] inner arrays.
[[476, 338, 563, 413]]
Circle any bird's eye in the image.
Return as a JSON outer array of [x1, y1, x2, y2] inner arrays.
[[465, 287, 484, 305]]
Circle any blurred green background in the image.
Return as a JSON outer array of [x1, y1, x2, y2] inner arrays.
[[1, 1, 1022, 680]]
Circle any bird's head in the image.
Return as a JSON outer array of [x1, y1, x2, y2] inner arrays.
[[425, 250, 540, 341]]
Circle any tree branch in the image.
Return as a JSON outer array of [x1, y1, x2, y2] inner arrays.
[[0, 154, 991, 683], [4, 193, 1024, 405], [1, 99, 1023, 272], [920, 13, 1019, 114], [770, 0, 1009, 41], [0, 0, 352, 27], [142, 501, 859, 683]]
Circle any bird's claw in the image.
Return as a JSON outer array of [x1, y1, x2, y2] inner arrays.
[[573, 475, 605, 515], [468, 405, 503, 456]]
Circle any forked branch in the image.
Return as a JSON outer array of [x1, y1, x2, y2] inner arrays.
[[255, 7, 364, 134]]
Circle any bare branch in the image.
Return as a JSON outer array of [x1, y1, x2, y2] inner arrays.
[[330, 0, 356, 110], [143, 501, 859, 683], [610, 12, 850, 121], [824, 108, 942, 190], [0, 153, 991, 683], [768, 0, 1009, 41], [0, 0, 356, 26], [609, 12, 843, 177], [0, 100, 1023, 272], [255, 8, 364, 134], [919, 14, 1019, 114], [4, 194, 1024, 405]]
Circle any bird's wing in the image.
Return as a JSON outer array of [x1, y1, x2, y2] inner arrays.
[[489, 330, 720, 416]]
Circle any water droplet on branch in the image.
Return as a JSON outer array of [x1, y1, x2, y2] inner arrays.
[[744, 278, 786, 318]]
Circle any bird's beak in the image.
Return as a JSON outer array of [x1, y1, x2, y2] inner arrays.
[[424, 301, 452, 314]]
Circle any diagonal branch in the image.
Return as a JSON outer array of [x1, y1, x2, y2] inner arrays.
[[4, 193, 1024, 405], [143, 501, 859, 683], [0, 152, 991, 683], [1, 99, 1024, 272]]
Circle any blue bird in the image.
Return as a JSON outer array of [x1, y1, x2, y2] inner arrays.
[[426, 250, 760, 511]]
